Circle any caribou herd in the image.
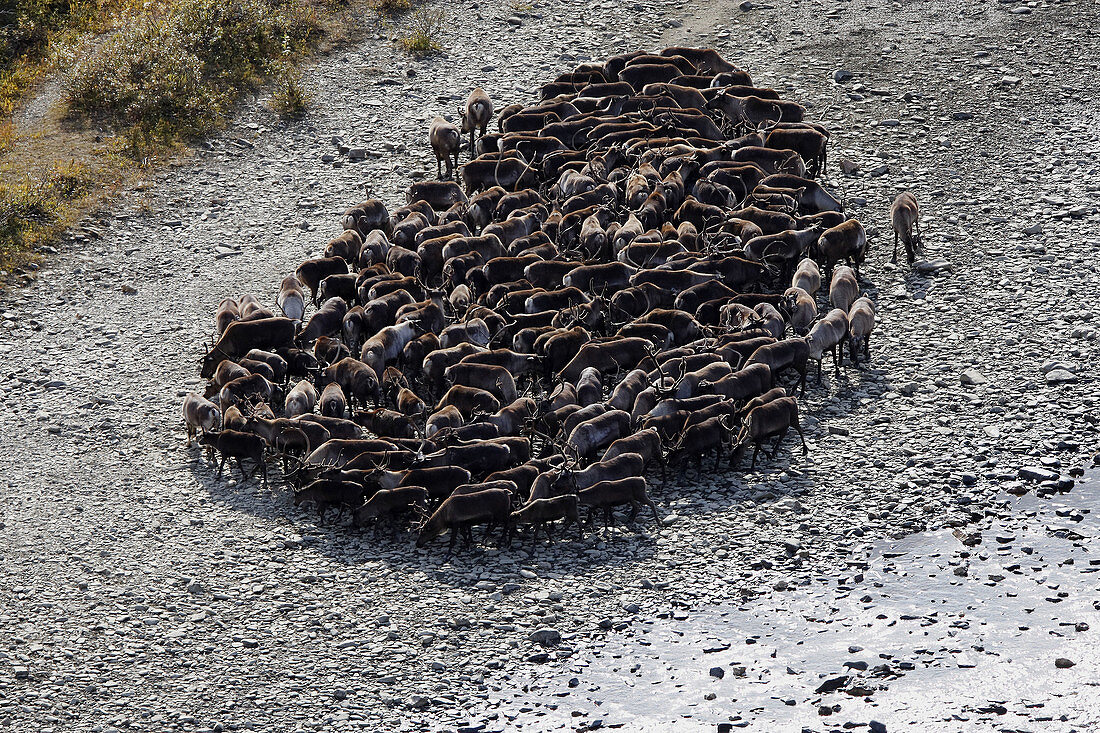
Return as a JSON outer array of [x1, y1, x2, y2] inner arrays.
[[184, 47, 917, 554]]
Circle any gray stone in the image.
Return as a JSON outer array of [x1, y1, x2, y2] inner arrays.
[[528, 628, 561, 646], [1019, 466, 1058, 482], [960, 369, 987, 386], [912, 258, 952, 274], [1045, 369, 1077, 384]]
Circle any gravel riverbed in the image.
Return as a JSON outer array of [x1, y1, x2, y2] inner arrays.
[[2, 0, 1099, 729]]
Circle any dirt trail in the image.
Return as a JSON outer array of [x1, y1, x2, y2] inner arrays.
[[2, 0, 1099, 730]]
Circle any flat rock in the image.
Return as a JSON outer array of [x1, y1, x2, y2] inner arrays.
[[1019, 466, 1058, 482], [528, 628, 561, 646], [960, 369, 987, 386], [1045, 369, 1077, 384], [912, 258, 952, 274]]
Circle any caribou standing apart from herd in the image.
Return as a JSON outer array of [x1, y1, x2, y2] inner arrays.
[[184, 48, 916, 555]]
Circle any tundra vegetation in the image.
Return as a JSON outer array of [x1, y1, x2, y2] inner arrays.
[[188, 47, 881, 554], [0, 0, 360, 275]]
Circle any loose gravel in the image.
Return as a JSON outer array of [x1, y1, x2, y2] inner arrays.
[[2, 0, 1099, 729]]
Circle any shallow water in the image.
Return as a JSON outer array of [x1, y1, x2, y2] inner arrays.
[[472, 474, 1100, 732]]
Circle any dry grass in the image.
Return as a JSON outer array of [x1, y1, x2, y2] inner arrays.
[[0, 0, 371, 275], [0, 160, 109, 273], [396, 7, 445, 57], [270, 62, 313, 119], [0, 1, 118, 116], [369, 0, 414, 12]]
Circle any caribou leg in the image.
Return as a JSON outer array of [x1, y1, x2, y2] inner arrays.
[[768, 428, 789, 459], [647, 498, 660, 524]]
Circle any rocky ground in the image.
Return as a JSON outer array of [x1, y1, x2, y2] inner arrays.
[[2, 0, 1099, 730], [483, 470, 1100, 731]]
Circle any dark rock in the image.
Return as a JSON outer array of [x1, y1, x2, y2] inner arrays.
[[1019, 466, 1058, 482], [815, 675, 849, 694], [529, 628, 561, 646]]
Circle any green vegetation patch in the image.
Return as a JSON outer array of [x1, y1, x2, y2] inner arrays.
[[0, 0, 115, 115], [397, 7, 444, 57], [0, 160, 97, 268], [59, 0, 323, 150]]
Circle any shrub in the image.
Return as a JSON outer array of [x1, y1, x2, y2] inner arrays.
[[397, 7, 444, 57], [0, 0, 112, 114], [270, 62, 312, 119], [369, 0, 413, 12], [0, 161, 94, 264], [61, 0, 321, 149]]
